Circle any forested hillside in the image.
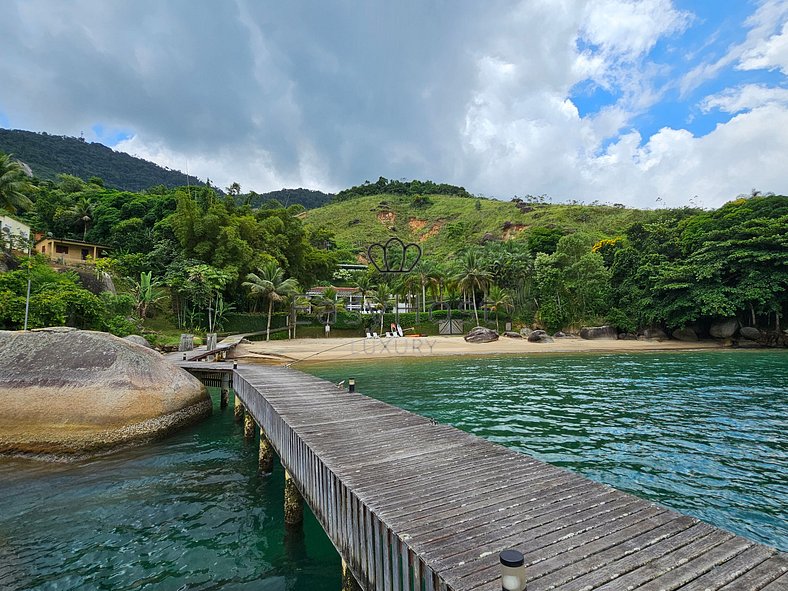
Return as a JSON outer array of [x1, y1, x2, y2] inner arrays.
[[0, 129, 205, 192]]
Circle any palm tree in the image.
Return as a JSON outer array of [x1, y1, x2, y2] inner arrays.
[[71, 197, 94, 240], [487, 285, 514, 332], [455, 250, 491, 325], [370, 281, 395, 334], [313, 287, 345, 325], [243, 262, 300, 341], [354, 273, 373, 313], [0, 153, 33, 213]]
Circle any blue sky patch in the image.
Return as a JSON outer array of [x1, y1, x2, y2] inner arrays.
[[90, 123, 133, 146]]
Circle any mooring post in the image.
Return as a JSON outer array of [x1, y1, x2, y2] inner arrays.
[[258, 427, 274, 473], [220, 372, 230, 409], [243, 410, 255, 440], [341, 559, 362, 591], [284, 470, 303, 526]]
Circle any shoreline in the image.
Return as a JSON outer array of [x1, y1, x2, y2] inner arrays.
[[232, 335, 735, 365]]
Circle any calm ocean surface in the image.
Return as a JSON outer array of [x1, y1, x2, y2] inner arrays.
[[1, 350, 785, 589]]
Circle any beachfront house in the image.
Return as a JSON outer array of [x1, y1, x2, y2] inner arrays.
[[306, 286, 367, 312], [35, 237, 109, 265], [0, 214, 32, 253]]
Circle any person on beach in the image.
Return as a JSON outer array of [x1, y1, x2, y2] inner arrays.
[[325, 323, 330, 338]]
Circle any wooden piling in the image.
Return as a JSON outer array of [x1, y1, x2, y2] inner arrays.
[[341, 559, 362, 591], [234, 397, 244, 422], [258, 428, 274, 473], [220, 372, 230, 409], [284, 470, 303, 526], [243, 410, 255, 440]]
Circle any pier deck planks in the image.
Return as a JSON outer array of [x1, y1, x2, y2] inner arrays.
[[181, 361, 786, 591]]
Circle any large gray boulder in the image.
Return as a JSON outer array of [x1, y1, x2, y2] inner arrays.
[[123, 334, 151, 348], [503, 331, 522, 339], [642, 328, 668, 340], [0, 328, 210, 457], [579, 325, 617, 340], [464, 326, 499, 343], [527, 330, 554, 343], [519, 327, 533, 338], [672, 327, 698, 342], [710, 318, 739, 339], [739, 326, 762, 341]]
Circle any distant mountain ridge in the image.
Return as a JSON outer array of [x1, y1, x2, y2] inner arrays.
[[0, 128, 206, 192]]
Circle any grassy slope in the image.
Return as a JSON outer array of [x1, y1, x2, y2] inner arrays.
[[303, 193, 656, 259]]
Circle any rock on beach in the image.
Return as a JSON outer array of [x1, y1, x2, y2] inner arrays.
[[0, 328, 211, 458]]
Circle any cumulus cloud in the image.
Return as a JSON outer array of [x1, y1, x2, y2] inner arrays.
[[0, 0, 786, 207]]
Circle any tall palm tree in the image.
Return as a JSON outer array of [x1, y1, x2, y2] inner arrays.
[[455, 250, 491, 325], [487, 285, 514, 332], [243, 262, 300, 341], [313, 287, 345, 325], [370, 281, 394, 334], [0, 153, 33, 213], [354, 273, 373, 313], [71, 197, 94, 240]]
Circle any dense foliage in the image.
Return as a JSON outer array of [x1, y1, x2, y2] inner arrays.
[[333, 177, 472, 202], [0, 129, 207, 191], [238, 187, 332, 210]]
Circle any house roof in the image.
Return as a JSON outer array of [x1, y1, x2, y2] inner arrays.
[[35, 237, 111, 249]]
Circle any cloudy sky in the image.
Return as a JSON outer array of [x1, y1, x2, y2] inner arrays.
[[2, 1, 787, 207]]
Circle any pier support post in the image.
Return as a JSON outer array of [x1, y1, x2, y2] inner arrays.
[[234, 398, 244, 422], [220, 372, 230, 409], [341, 559, 362, 591], [258, 428, 274, 473], [284, 470, 303, 526], [243, 410, 255, 440]]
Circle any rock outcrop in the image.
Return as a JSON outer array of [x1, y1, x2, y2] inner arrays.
[[641, 328, 668, 340], [519, 327, 533, 338], [123, 334, 152, 348], [464, 326, 499, 343], [739, 327, 762, 341], [672, 327, 698, 342], [527, 330, 554, 343], [0, 328, 210, 457], [579, 326, 617, 340], [710, 318, 739, 339]]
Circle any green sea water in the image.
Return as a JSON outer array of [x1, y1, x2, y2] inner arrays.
[[0, 350, 785, 590], [304, 350, 788, 551]]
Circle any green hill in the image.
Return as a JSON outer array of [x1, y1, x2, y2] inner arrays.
[[0, 128, 206, 192], [302, 193, 656, 260]]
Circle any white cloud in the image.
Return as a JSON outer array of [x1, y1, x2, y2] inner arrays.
[[701, 84, 788, 114], [739, 20, 788, 74]]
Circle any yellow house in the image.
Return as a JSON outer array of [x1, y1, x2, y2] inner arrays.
[[35, 237, 109, 264]]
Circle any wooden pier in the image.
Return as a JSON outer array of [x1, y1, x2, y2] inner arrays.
[[180, 360, 786, 591]]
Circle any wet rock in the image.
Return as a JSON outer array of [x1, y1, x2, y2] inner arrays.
[[579, 325, 617, 340], [503, 331, 522, 339], [618, 333, 638, 340], [672, 327, 698, 342], [710, 318, 739, 339], [464, 326, 499, 343], [0, 328, 210, 458]]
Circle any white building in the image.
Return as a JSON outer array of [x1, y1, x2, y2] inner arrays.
[[0, 214, 32, 252]]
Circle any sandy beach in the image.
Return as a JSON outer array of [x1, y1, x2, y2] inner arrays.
[[232, 335, 722, 364]]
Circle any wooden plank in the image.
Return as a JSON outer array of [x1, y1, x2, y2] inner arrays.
[[662, 544, 775, 591], [717, 553, 787, 590]]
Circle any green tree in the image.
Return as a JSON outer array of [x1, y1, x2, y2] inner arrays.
[[455, 250, 490, 325], [71, 196, 94, 240], [243, 262, 300, 341], [132, 271, 164, 320], [0, 152, 33, 213], [487, 285, 514, 332]]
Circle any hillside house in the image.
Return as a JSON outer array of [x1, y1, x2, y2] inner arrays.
[[35, 237, 109, 265], [0, 214, 32, 252]]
